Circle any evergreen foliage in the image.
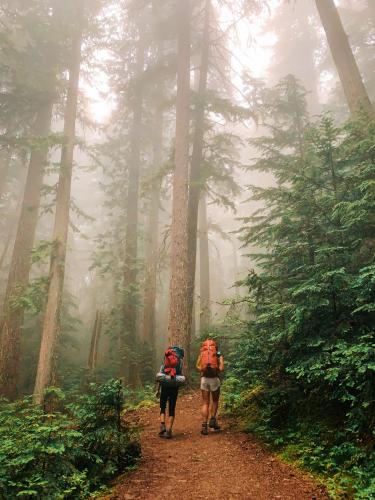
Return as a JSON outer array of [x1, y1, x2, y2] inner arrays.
[[0, 0, 374, 497], [227, 76, 375, 498], [0, 380, 140, 498]]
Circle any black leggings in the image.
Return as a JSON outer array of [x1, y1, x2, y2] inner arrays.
[[160, 385, 179, 417]]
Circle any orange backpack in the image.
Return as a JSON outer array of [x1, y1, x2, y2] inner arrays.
[[199, 339, 219, 377]]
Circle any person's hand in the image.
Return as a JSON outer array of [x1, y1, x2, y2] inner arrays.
[[155, 390, 160, 398]]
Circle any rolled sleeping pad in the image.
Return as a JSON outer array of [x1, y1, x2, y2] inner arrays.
[[156, 372, 186, 387]]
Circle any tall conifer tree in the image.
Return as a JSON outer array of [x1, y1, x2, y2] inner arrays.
[[187, 0, 211, 337], [0, 2, 59, 399], [167, 0, 191, 368], [315, 0, 374, 117], [33, 0, 84, 403], [120, 32, 145, 385]]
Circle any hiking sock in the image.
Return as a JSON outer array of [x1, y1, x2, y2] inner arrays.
[[159, 422, 166, 436], [201, 422, 208, 435], [209, 417, 221, 430]]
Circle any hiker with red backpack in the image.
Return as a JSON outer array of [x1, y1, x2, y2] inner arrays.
[[156, 346, 185, 439], [196, 338, 224, 435]]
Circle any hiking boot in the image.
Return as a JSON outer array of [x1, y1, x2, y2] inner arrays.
[[209, 417, 221, 430], [158, 423, 166, 437], [164, 430, 172, 439], [201, 422, 208, 435]]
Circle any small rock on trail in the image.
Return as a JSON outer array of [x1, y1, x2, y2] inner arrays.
[[106, 392, 328, 500]]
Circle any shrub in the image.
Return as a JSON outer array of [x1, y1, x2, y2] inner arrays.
[[0, 380, 140, 498], [228, 78, 375, 499], [68, 379, 140, 486]]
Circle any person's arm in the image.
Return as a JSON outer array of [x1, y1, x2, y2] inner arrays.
[[196, 354, 202, 372], [156, 364, 163, 397], [219, 355, 224, 372], [155, 381, 161, 398]]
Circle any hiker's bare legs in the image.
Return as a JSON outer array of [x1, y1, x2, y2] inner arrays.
[[201, 389, 210, 435], [211, 388, 220, 418], [201, 390, 210, 422]]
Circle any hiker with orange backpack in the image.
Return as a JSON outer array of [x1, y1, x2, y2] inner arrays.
[[196, 338, 224, 435], [156, 346, 185, 439]]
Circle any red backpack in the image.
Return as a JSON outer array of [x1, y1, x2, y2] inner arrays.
[[199, 339, 219, 377], [162, 348, 181, 378]]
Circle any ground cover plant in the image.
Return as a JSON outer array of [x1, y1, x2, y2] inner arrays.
[[0, 379, 140, 498], [1, 1, 375, 498]]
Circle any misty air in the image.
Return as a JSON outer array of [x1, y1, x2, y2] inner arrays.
[[0, 1, 374, 498]]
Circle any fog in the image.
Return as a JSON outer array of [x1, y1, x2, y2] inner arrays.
[[0, 0, 374, 393]]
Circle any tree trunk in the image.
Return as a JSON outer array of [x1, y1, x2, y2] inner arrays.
[[367, 0, 375, 29], [88, 310, 102, 373], [315, 0, 374, 117], [167, 0, 191, 370], [0, 100, 53, 400], [0, 148, 11, 203], [0, 230, 13, 275], [231, 239, 239, 296], [187, 0, 210, 341], [141, 109, 163, 356], [33, 3, 83, 404], [191, 298, 197, 338], [198, 194, 210, 331], [121, 37, 145, 386]]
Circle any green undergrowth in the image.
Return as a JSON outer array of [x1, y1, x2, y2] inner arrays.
[[122, 383, 156, 411], [0, 379, 141, 499], [223, 376, 375, 499]]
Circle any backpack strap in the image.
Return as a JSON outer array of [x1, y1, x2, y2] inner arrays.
[[177, 358, 183, 375]]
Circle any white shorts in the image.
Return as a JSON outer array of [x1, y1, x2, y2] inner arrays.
[[200, 377, 221, 392]]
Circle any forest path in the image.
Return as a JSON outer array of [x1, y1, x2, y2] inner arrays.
[[107, 392, 328, 500]]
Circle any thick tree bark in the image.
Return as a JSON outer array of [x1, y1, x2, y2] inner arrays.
[[198, 194, 210, 331], [141, 109, 163, 355], [88, 310, 102, 373], [315, 0, 374, 117], [167, 0, 191, 370], [191, 299, 197, 338], [33, 3, 83, 404], [0, 100, 53, 400], [187, 0, 210, 339], [120, 37, 145, 386]]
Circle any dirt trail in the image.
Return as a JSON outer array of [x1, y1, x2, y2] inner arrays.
[[108, 392, 328, 500]]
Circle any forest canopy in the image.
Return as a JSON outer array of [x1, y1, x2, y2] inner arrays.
[[0, 0, 374, 498]]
